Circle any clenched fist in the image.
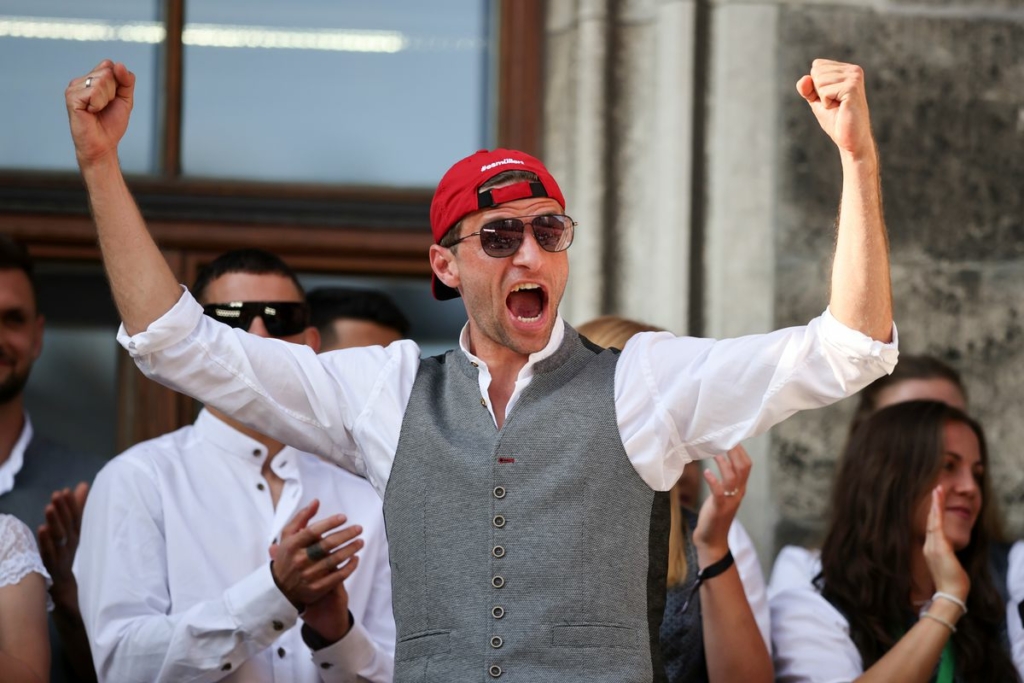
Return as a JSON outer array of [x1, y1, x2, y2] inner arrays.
[[65, 59, 136, 169], [796, 59, 876, 161]]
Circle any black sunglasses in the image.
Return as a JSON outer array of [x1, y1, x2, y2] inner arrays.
[[202, 301, 309, 337], [449, 214, 576, 258]]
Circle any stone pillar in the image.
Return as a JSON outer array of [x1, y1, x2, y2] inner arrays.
[[703, 0, 780, 570], [545, 0, 699, 334]]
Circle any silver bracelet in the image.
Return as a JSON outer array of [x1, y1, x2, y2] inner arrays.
[[921, 611, 957, 634], [932, 591, 968, 616]]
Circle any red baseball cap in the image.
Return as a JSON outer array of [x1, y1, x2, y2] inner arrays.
[[429, 148, 566, 300]]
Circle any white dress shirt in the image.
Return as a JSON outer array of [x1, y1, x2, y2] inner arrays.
[[120, 289, 898, 497], [1008, 541, 1024, 679], [75, 410, 395, 683], [767, 545, 863, 682], [0, 413, 31, 497]]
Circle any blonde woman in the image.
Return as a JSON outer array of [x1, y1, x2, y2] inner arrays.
[[578, 316, 772, 683]]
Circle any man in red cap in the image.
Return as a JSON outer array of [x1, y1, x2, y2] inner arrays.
[[67, 58, 895, 682]]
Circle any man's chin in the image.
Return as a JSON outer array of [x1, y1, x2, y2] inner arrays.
[[0, 372, 30, 405]]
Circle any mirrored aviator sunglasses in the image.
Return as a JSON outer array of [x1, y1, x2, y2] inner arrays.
[[454, 214, 576, 258], [202, 301, 309, 337]]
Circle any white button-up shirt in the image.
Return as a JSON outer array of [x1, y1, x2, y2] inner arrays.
[[121, 289, 898, 497], [767, 545, 863, 682], [75, 410, 395, 683], [1008, 541, 1024, 679], [0, 413, 31, 497]]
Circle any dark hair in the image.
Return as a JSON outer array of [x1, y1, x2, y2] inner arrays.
[[818, 401, 1018, 681], [0, 235, 37, 303], [849, 355, 966, 437], [191, 249, 304, 304], [307, 287, 410, 344], [437, 170, 542, 249]]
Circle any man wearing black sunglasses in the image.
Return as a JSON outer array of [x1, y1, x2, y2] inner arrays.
[[70, 58, 895, 682], [74, 250, 396, 682]]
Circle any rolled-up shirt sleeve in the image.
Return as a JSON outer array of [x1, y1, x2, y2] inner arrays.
[[615, 308, 898, 490], [117, 287, 418, 494]]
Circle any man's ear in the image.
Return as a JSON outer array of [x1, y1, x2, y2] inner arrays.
[[303, 326, 321, 354], [429, 244, 460, 292]]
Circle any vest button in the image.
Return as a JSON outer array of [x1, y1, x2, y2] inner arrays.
[[492, 575, 505, 589], [489, 665, 503, 678], [491, 636, 504, 648], [492, 545, 505, 558], [492, 515, 505, 528], [493, 486, 506, 499], [492, 605, 505, 619], [480, 397, 487, 407]]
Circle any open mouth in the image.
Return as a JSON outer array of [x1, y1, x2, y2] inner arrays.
[[506, 283, 547, 324]]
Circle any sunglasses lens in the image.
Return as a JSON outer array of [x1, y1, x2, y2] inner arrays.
[[480, 219, 525, 258], [531, 215, 572, 252], [261, 303, 309, 337], [203, 304, 254, 330]]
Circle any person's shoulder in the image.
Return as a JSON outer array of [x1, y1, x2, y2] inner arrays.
[[768, 545, 823, 598], [100, 424, 199, 477], [0, 514, 34, 551]]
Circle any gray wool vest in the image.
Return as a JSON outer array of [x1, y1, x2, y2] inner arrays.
[[383, 324, 671, 682]]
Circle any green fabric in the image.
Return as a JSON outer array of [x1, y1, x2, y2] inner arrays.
[[935, 642, 955, 683]]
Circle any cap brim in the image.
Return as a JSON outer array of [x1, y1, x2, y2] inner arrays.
[[431, 273, 461, 301]]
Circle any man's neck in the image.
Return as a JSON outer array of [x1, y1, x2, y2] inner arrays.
[[465, 326, 546, 429], [207, 407, 287, 508], [0, 396, 27, 468], [206, 407, 285, 459]]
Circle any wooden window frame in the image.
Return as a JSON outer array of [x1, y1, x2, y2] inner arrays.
[[0, 0, 545, 447]]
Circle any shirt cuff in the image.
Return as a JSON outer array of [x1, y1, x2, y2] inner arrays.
[[223, 562, 300, 648], [308, 617, 379, 679], [116, 286, 205, 357], [819, 306, 899, 372]]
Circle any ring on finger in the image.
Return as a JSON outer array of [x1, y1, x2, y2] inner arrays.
[[305, 541, 328, 562], [55, 536, 68, 547], [723, 488, 740, 497], [84, 76, 93, 88]]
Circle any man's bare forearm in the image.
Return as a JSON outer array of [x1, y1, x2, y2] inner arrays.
[[68, 61, 182, 335], [830, 152, 893, 342], [81, 158, 180, 335]]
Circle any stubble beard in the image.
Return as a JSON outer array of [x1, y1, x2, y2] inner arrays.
[[0, 367, 30, 405]]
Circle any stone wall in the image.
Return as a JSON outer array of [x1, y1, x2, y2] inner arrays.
[[544, 0, 1024, 564], [772, 1, 1024, 547]]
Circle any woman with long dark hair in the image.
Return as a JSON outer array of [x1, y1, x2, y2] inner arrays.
[[770, 401, 1019, 682]]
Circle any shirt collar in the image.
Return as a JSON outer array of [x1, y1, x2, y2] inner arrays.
[[0, 413, 33, 497], [458, 314, 565, 382], [194, 409, 297, 474]]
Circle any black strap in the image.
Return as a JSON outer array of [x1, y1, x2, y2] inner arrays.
[[476, 181, 549, 208], [679, 550, 735, 613]]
